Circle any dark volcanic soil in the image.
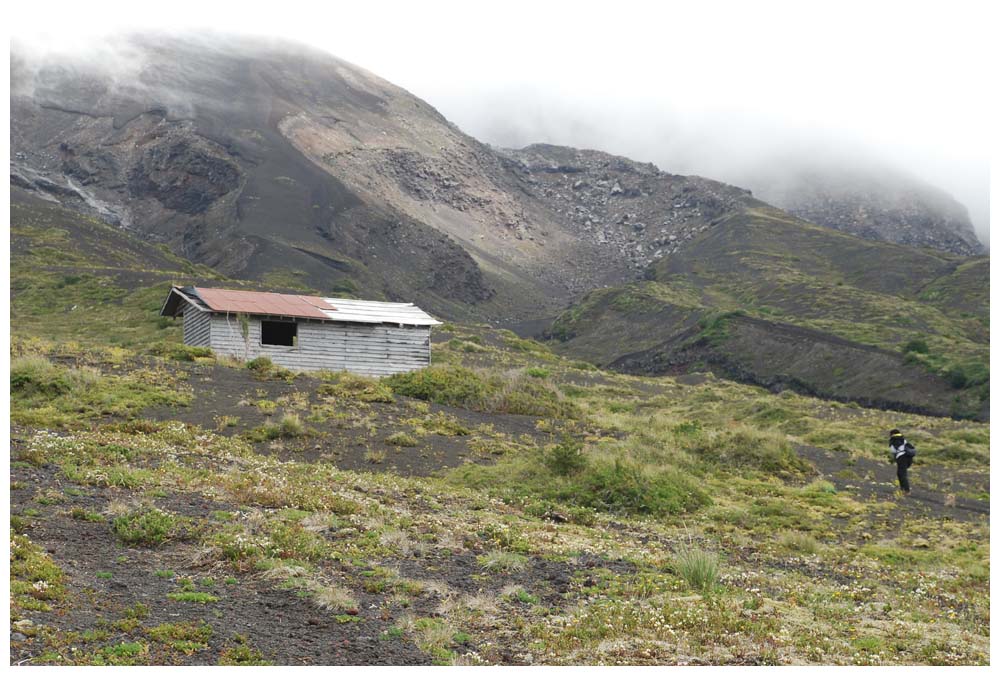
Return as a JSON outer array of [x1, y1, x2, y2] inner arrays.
[[9, 460, 432, 665], [143, 362, 557, 477]]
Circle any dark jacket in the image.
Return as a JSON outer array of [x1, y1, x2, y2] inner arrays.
[[890, 434, 915, 461]]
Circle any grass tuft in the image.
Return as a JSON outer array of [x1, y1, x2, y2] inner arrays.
[[673, 545, 721, 593], [477, 551, 529, 573]]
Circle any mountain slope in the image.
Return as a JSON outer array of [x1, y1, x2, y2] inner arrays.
[[549, 206, 989, 419], [11, 33, 780, 323], [10, 32, 989, 419], [11, 34, 500, 320]]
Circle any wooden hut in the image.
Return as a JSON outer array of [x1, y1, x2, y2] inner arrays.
[[160, 286, 440, 376]]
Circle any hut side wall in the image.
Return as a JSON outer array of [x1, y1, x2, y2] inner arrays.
[[207, 314, 431, 376], [182, 304, 212, 347]]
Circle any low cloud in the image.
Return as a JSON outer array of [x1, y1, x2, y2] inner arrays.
[[415, 86, 989, 247]]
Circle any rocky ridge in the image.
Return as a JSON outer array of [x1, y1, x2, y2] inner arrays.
[[498, 144, 760, 271]]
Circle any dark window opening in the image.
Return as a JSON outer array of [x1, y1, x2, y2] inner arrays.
[[261, 320, 297, 347]]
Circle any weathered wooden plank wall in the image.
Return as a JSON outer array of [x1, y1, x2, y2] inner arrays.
[[204, 314, 431, 376], [182, 304, 212, 347]]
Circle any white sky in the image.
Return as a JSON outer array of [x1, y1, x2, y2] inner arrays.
[[7, 0, 995, 243]]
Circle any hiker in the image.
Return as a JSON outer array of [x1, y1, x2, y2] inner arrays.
[[888, 429, 916, 494]]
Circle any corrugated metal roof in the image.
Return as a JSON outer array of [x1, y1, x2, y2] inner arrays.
[[317, 297, 441, 326], [194, 288, 334, 320], [165, 287, 442, 325]]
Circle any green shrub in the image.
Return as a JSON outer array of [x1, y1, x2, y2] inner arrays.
[[10, 355, 72, 395], [902, 337, 929, 354], [494, 375, 578, 417], [91, 642, 149, 665], [544, 436, 587, 476], [478, 522, 530, 553], [687, 428, 810, 475], [929, 446, 983, 463], [10, 356, 103, 401], [691, 311, 743, 347], [945, 362, 988, 390], [386, 432, 419, 447], [167, 591, 219, 603], [502, 333, 552, 355], [448, 337, 488, 353], [11, 532, 67, 611], [244, 356, 294, 381], [387, 366, 487, 408], [244, 414, 307, 441], [279, 413, 305, 437], [218, 636, 271, 665], [317, 371, 394, 403], [452, 447, 710, 518], [410, 411, 471, 436], [267, 523, 329, 562], [525, 367, 550, 379], [148, 621, 213, 653], [388, 365, 577, 418], [946, 367, 968, 389], [672, 420, 703, 436], [112, 507, 178, 546], [71, 507, 105, 522], [245, 356, 273, 372], [804, 479, 836, 494], [165, 345, 213, 362], [571, 458, 710, 516], [244, 423, 281, 442]]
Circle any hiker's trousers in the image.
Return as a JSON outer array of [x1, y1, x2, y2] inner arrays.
[[895, 455, 912, 493]]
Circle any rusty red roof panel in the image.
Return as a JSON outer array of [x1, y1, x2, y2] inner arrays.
[[193, 288, 336, 320]]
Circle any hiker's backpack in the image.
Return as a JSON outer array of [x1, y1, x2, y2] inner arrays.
[[903, 441, 916, 457]]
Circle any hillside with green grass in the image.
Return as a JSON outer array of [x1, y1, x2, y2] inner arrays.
[[9, 191, 990, 666], [549, 206, 989, 420]]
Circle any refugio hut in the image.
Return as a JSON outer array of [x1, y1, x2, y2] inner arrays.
[[160, 286, 441, 376]]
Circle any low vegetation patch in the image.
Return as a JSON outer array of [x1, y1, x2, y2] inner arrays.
[[308, 583, 358, 613], [317, 371, 394, 403], [453, 448, 710, 518], [167, 591, 219, 603], [218, 636, 271, 665], [245, 356, 295, 381], [111, 506, 181, 547], [573, 458, 710, 516], [148, 621, 213, 654], [387, 365, 578, 418], [10, 355, 189, 427], [684, 427, 811, 476], [386, 431, 420, 447], [11, 533, 67, 614]]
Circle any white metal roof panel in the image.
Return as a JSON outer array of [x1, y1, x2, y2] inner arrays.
[[319, 297, 442, 325]]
